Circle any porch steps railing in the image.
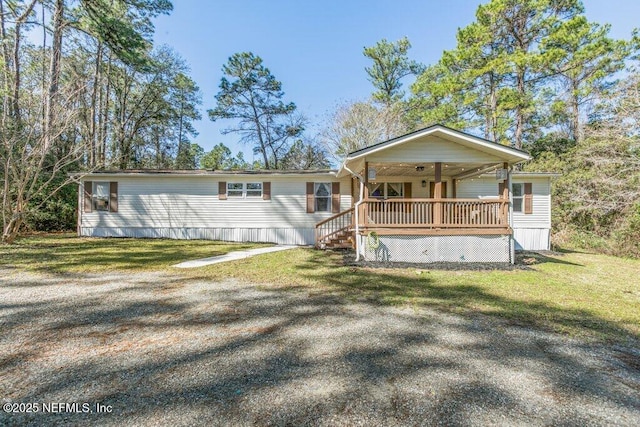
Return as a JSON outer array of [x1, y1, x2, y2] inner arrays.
[[315, 207, 354, 249], [360, 198, 509, 229], [314, 199, 509, 249]]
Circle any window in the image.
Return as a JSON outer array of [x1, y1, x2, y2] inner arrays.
[[512, 183, 523, 213], [369, 183, 383, 198], [227, 183, 243, 197], [368, 182, 403, 199], [246, 182, 262, 197], [386, 182, 403, 198], [314, 182, 331, 212], [92, 182, 110, 211], [227, 182, 262, 198]]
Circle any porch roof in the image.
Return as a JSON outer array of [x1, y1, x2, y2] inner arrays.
[[337, 125, 532, 178]]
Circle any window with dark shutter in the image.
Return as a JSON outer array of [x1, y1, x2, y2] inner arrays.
[[218, 181, 227, 200], [109, 182, 118, 213], [263, 182, 271, 200], [92, 182, 110, 211], [84, 181, 93, 213], [331, 182, 340, 213], [524, 183, 533, 214], [306, 182, 315, 213]]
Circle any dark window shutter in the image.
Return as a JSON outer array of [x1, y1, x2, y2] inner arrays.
[[218, 181, 227, 200], [109, 182, 118, 213], [331, 182, 340, 213], [404, 182, 412, 199], [84, 181, 93, 213], [498, 183, 505, 198], [306, 182, 315, 213], [263, 182, 271, 200], [524, 183, 533, 214]]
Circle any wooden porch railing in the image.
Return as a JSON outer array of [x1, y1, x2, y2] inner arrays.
[[360, 198, 509, 229], [315, 207, 354, 247]]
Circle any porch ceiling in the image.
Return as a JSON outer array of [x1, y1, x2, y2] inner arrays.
[[367, 161, 503, 179]]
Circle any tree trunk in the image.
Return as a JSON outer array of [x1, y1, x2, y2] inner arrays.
[[176, 89, 184, 167], [99, 52, 113, 168], [43, 0, 65, 149], [514, 68, 526, 150], [90, 42, 103, 167], [0, 1, 11, 128], [570, 81, 581, 144], [2, 210, 24, 245]]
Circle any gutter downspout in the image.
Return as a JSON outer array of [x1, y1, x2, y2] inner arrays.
[[342, 162, 364, 261]]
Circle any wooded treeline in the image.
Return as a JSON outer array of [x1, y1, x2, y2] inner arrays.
[[0, 0, 208, 242], [0, 0, 331, 242], [324, 0, 640, 257], [1, 0, 638, 256]]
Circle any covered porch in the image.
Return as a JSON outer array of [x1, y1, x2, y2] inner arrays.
[[318, 125, 532, 262], [356, 160, 511, 235]]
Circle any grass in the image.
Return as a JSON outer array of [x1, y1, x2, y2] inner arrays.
[[0, 233, 270, 272], [192, 247, 640, 344], [1, 234, 639, 344]]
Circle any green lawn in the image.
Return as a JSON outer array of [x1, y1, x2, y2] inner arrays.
[[1, 234, 639, 344], [0, 233, 270, 272]]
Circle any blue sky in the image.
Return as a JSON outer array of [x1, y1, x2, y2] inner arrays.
[[152, 0, 640, 161]]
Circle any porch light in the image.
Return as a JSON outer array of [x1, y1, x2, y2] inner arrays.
[[421, 180, 427, 187], [415, 166, 424, 172]]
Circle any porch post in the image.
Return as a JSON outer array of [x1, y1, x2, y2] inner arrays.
[[502, 162, 509, 224], [434, 162, 442, 225], [363, 161, 369, 199], [363, 161, 369, 228], [501, 162, 509, 199]]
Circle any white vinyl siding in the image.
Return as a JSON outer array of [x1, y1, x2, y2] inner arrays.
[[456, 177, 551, 228], [513, 229, 551, 251], [80, 175, 351, 244], [455, 176, 552, 250], [367, 136, 504, 163], [511, 178, 551, 228], [455, 178, 500, 200]]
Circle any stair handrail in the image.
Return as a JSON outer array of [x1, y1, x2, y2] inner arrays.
[[315, 207, 354, 247]]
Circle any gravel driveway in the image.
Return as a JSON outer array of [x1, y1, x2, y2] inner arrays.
[[1, 267, 639, 426]]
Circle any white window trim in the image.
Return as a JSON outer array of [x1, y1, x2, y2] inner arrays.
[[227, 182, 262, 199], [92, 181, 110, 212], [512, 183, 524, 213], [314, 182, 332, 212], [369, 182, 404, 199]]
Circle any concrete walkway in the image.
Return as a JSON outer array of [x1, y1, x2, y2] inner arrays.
[[173, 245, 298, 268]]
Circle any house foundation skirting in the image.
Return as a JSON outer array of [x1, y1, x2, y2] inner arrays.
[[80, 227, 315, 246], [357, 233, 511, 263]]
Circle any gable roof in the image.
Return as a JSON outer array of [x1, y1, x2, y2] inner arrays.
[[337, 124, 532, 178], [346, 124, 531, 160]]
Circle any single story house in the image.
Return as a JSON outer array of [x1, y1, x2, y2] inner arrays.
[[75, 125, 557, 263]]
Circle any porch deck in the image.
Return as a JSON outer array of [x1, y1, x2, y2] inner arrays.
[[315, 198, 511, 248]]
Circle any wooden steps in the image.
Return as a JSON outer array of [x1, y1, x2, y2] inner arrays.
[[319, 230, 354, 250]]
